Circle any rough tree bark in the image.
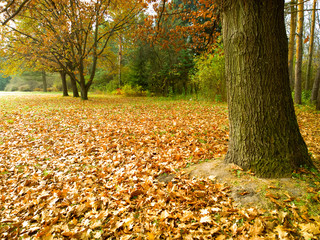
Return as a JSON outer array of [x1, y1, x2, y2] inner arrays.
[[305, 0, 317, 91], [70, 76, 79, 98], [59, 71, 69, 97], [294, 0, 304, 104], [221, 0, 313, 178], [288, 0, 297, 90]]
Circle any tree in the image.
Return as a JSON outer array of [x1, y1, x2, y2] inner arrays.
[[0, 0, 31, 25], [220, 0, 313, 177], [311, 67, 320, 103], [305, 0, 317, 91], [0, 74, 10, 90], [1, 0, 144, 100], [294, 0, 304, 104], [288, 0, 297, 90], [59, 71, 69, 97], [141, 0, 220, 53]]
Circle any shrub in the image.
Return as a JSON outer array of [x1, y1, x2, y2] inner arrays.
[[118, 84, 147, 97], [191, 43, 226, 101], [105, 78, 120, 93], [18, 85, 31, 91], [4, 84, 18, 91]]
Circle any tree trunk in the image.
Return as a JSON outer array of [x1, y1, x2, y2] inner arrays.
[[79, 62, 89, 100], [311, 67, 320, 103], [305, 0, 317, 91], [221, 0, 313, 178], [70, 76, 79, 98], [42, 71, 47, 92], [294, 0, 304, 104], [80, 87, 88, 100], [59, 71, 69, 97], [288, 0, 297, 90]]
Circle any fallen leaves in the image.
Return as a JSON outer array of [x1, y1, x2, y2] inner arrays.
[[0, 95, 319, 239]]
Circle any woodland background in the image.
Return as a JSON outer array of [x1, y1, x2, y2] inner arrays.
[[0, 0, 319, 107]]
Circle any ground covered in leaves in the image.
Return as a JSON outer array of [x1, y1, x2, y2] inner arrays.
[[0, 94, 319, 239]]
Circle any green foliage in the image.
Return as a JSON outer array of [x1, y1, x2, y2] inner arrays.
[[105, 78, 121, 93], [0, 74, 10, 91], [114, 84, 148, 97], [91, 69, 115, 92], [302, 90, 312, 105], [5, 76, 41, 91], [4, 72, 60, 92], [191, 44, 226, 101]]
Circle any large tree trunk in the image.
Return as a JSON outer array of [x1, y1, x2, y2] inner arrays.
[[311, 67, 320, 103], [221, 0, 313, 178], [294, 0, 304, 104], [79, 67, 89, 100], [42, 71, 47, 92], [288, 0, 297, 90], [59, 71, 69, 97], [305, 0, 317, 91]]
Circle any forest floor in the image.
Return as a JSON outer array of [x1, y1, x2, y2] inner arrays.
[[0, 93, 319, 239]]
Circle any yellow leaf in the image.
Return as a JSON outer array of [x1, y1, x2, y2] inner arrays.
[[147, 232, 155, 240]]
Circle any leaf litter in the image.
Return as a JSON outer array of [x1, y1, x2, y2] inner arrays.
[[0, 94, 319, 239]]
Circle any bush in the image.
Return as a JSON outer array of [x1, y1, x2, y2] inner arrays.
[[191, 43, 226, 101], [18, 84, 31, 91], [105, 78, 120, 93], [4, 84, 18, 91], [302, 90, 312, 104], [115, 84, 147, 97]]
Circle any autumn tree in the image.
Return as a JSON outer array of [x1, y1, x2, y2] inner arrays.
[[142, 0, 220, 53], [219, 0, 313, 177], [0, 8, 81, 96], [0, 0, 32, 25], [131, 0, 220, 95], [1, 0, 145, 100]]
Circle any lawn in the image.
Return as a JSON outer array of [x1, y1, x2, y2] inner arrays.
[[0, 93, 319, 239]]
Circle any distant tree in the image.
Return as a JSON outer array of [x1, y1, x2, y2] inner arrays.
[[311, 67, 320, 103], [288, 0, 297, 90], [294, 0, 304, 104], [0, 74, 10, 90], [305, 0, 317, 91]]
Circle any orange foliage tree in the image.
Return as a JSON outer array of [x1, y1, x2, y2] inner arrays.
[[139, 0, 220, 53], [1, 0, 146, 100]]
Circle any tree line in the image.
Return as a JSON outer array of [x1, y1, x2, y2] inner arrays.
[[0, 0, 319, 109]]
